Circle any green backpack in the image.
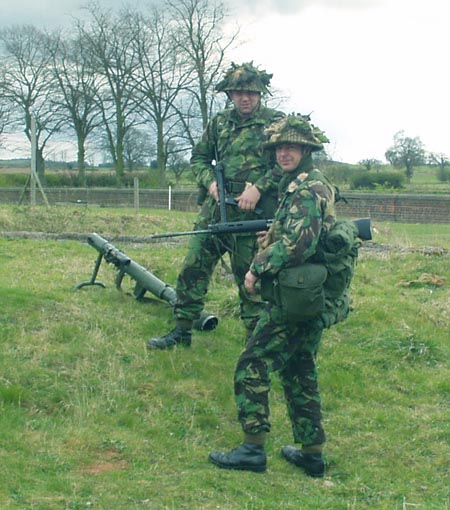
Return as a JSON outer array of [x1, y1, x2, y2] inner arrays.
[[314, 219, 361, 328]]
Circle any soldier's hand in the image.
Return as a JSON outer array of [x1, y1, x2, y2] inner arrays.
[[244, 270, 258, 294], [236, 184, 261, 211], [256, 231, 268, 247], [209, 181, 219, 203]]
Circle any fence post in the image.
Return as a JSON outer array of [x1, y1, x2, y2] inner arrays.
[[25, 117, 49, 207], [168, 185, 172, 211], [134, 177, 139, 213]]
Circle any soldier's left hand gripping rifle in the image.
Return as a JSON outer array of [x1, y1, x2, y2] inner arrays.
[[76, 233, 218, 331]]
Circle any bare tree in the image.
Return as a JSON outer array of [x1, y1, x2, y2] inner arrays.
[[47, 31, 103, 186], [76, 6, 142, 186], [428, 152, 450, 182], [385, 131, 425, 181], [167, 0, 238, 145], [359, 158, 383, 172], [123, 127, 154, 170], [0, 84, 12, 147], [0, 1, 239, 188], [132, 8, 194, 186], [0, 25, 64, 181], [166, 141, 190, 185]]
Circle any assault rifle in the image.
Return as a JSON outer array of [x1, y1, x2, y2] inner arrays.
[[151, 218, 273, 239], [76, 233, 218, 331], [214, 146, 263, 218], [151, 217, 372, 241], [151, 217, 372, 240], [214, 147, 237, 220]]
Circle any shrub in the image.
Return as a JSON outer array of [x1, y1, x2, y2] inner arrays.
[[0, 170, 162, 188], [0, 173, 29, 187], [436, 167, 450, 182], [350, 170, 405, 190], [320, 163, 357, 185]]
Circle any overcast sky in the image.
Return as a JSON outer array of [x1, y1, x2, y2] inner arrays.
[[1, 0, 450, 164]]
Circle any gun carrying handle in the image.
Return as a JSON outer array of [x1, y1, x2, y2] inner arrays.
[[115, 267, 126, 290]]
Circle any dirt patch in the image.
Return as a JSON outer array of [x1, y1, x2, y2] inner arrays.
[[82, 459, 130, 474], [81, 450, 130, 475]]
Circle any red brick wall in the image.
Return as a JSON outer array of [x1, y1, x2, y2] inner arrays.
[[1, 188, 449, 224], [336, 193, 450, 224]]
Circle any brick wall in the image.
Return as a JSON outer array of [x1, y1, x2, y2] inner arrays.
[[336, 193, 450, 223], [1, 188, 449, 224]]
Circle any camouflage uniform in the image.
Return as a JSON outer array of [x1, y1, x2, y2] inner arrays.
[[221, 115, 336, 447], [175, 105, 284, 331], [235, 161, 336, 446]]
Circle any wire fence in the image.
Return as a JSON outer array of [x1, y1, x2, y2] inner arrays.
[[1, 186, 449, 224]]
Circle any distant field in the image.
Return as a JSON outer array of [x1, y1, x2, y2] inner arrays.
[[0, 166, 29, 173]]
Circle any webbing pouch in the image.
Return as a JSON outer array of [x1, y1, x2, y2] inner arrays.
[[261, 263, 327, 322]]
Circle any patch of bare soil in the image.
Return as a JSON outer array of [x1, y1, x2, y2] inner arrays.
[[81, 450, 129, 475]]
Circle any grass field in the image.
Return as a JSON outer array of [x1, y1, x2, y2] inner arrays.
[[0, 206, 449, 510]]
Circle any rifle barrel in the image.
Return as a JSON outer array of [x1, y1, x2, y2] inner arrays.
[[151, 229, 210, 239]]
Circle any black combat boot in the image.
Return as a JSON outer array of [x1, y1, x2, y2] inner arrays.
[[281, 445, 325, 478], [146, 326, 192, 350], [209, 443, 267, 473]]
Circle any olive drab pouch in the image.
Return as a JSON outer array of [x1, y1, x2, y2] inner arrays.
[[261, 263, 328, 322]]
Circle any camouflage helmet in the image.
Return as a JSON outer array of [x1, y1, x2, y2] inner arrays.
[[264, 113, 329, 152], [215, 62, 272, 95]]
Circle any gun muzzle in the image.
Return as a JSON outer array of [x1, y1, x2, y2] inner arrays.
[[353, 217, 372, 241], [193, 312, 218, 331]]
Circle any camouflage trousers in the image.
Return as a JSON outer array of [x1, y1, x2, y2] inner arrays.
[[174, 228, 264, 332], [234, 303, 326, 447]]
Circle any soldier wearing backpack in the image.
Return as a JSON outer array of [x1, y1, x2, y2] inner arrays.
[[209, 114, 360, 477]]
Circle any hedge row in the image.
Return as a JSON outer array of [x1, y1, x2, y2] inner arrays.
[[0, 171, 162, 188], [349, 171, 406, 190]]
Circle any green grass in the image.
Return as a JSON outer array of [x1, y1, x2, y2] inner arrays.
[[371, 222, 450, 250], [0, 206, 449, 509]]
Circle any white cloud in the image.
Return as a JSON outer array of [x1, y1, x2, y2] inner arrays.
[[1, 0, 449, 163], [227, 0, 450, 162], [231, 0, 384, 16]]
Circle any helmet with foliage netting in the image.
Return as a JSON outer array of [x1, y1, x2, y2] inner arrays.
[[215, 62, 272, 95], [264, 113, 329, 152]]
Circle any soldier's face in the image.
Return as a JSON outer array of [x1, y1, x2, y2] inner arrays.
[[276, 144, 304, 172], [229, 90, 261, 118]]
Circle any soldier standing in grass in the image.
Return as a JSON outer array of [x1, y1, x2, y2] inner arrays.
[[209, 114, 336, 477], [147, 62, 285, 350]]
